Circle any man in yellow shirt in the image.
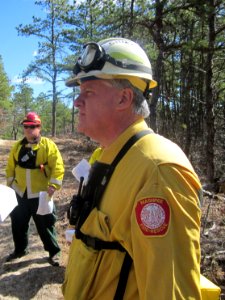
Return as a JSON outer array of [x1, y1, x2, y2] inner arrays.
[[6, 112, 64, 266], [63, 38, 202, 299]]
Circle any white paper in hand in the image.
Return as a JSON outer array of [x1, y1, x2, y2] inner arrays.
[[72, 158, 91, 184], [65, 229, 75, 243], [37, 191, 53, 215], [0, 184, 18, 223]]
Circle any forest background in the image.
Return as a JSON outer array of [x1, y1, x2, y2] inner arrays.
[[0, 0, 225, 185]]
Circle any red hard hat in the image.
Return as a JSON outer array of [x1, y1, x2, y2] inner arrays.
[[21, 112, 41, 125]]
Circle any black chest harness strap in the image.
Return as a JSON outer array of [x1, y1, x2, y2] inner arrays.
[[76, 129, 152, 300], [16, 141, 48, 177]]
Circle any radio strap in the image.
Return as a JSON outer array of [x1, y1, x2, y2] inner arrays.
[[79, 129, 152, 299]]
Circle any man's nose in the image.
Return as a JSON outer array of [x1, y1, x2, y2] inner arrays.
[[74, 95, 81, 107], [73, 95, 84, 107]]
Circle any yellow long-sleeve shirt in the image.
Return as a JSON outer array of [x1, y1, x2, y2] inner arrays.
[[6, 136, 64, 198], [62, 119, 202, 299]]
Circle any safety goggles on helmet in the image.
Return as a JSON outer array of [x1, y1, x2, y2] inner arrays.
[[73, 42, 152, 76], [23, 125, 40, 129]]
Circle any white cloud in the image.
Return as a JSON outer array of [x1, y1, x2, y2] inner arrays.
[[12, 76, 44, 85], [33, 50, 38, 56]]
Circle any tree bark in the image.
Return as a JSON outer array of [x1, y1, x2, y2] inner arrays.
[[205, 0, 216, 182]]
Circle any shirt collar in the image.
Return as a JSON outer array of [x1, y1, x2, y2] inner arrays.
[[100, 119, 149, 164]]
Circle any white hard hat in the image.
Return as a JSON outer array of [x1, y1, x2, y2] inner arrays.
[[66, 38, 157, 92]]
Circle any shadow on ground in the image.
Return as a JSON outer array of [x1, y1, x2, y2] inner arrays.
[[0, 255, 65, 300]]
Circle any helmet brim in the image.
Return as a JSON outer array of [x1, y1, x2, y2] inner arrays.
[[66, 69, 157, 89], [21, 121, 41, 125]]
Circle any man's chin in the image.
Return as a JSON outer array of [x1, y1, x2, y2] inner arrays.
[[77, 126, 93, 139], [27, 136, 39, 143]]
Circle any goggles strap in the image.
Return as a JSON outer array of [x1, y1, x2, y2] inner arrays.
[[143, 81, 152, 99], [105, 54, 152, 74]]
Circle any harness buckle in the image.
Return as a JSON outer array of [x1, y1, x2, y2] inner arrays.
[[85, 236, 96, 249]]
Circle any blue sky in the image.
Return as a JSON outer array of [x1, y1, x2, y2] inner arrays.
[[0, 0, 62, 97]]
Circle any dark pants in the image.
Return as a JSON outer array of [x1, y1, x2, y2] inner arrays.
[[10, 192, 60, 257]]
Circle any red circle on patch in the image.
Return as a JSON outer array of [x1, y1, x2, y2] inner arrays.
[[135, 198, 170, 236]]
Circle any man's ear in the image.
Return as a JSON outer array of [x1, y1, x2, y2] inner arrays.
[[117, 88, 134, 110]]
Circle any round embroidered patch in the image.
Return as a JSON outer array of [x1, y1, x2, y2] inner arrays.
[[135, 198, 170, 236]]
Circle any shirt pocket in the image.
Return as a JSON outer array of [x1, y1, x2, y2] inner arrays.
[[81, 207, 111, 241], [62, 239, 101, 300]]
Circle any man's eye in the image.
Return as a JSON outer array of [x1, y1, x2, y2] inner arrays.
[[85, 90, 94, 96]]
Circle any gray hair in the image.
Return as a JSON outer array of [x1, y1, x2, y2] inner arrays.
[[109, 79, 150, 118]]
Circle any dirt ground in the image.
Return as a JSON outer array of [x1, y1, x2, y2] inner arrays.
[[0, 138, 224, 299]]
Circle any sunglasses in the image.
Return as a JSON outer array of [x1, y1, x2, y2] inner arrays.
[[23, 125, 40, 129]]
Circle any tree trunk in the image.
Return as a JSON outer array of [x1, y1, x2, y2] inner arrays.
[[205, 0, 216, 182], [71, 88, 76, 133], [52, 79, 57, 137], [150, 50, 163, 132], [149, 0, 165, 132]]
